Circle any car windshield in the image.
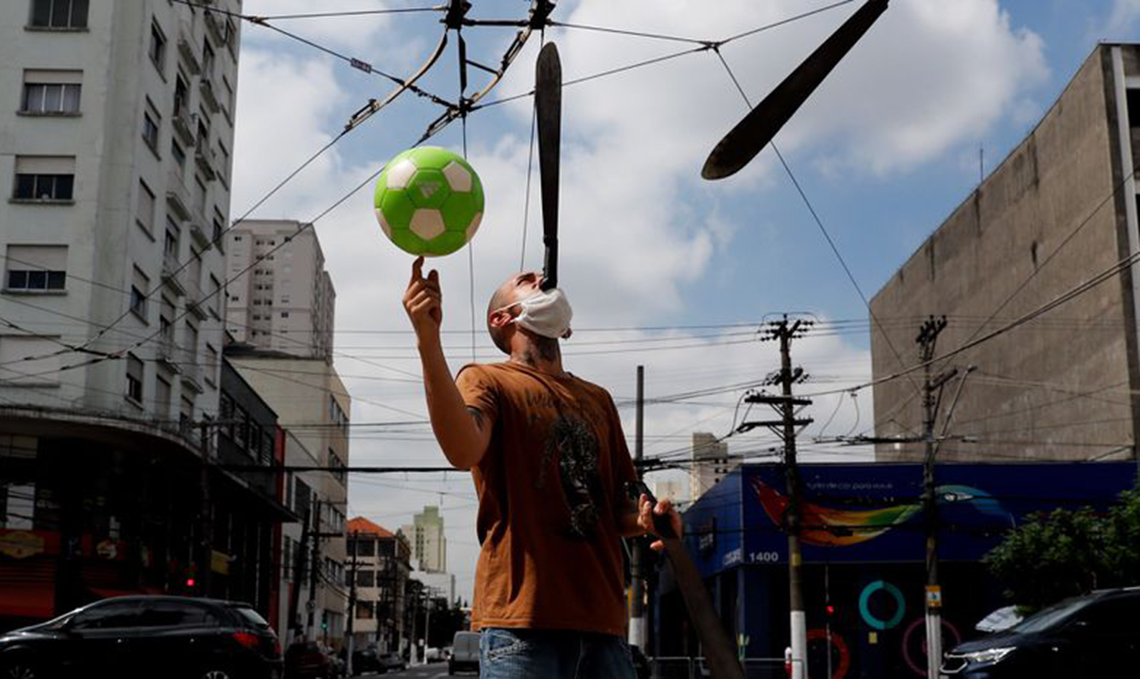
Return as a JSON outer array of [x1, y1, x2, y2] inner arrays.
[[1010, 597, 1092, 633], [231, 605, 270, 628]]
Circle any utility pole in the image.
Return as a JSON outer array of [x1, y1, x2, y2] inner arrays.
[[744, 316, 813, 679], [423, 589, 432, 665], [308, 499, 321, 641], [198, 421, 214, 597], [918, 315, 950, 679], [629, 365, 647, 651], [289, 506, 311, 646], [346, 531, 358, 677]]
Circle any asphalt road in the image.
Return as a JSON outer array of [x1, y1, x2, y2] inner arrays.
[[352, 661, 472, 679]]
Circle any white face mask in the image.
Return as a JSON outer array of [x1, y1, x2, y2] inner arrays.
[[497, 287, 573, 339]]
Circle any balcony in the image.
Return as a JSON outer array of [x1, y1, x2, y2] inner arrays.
[[162, 252, 186, 297], [177, 35, 201, 75], [195, 140, 218, 181], [180, 352, 203, 393], [166, 170, 191, 221], [199, 78, 220, 113], [156, 336, 180, 370], [189, 220, 211, 249], [186, 286, 208, 321], [172, 109, 196, 146]]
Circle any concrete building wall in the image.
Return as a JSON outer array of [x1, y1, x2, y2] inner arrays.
[[690, 432, 735, 500], [870, 44, 1140, 462], [225, 221, 335, 361], [0, 0, 240, 429]]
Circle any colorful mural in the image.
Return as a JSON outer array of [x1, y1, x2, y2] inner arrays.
[[749, 478, 1014, 547]]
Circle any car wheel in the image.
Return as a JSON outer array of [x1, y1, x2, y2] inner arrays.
[[200, 669, 233, 679], [1, 657, 39, 679]]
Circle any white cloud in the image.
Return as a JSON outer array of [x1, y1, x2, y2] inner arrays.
[[1101, 0, 1140, 36], [534, 0, 1048, 177], [240, 0, 419, 57]]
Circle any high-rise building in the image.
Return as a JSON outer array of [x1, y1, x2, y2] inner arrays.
[[0, 0, 270, 624], [401, 506, 446, 573], [225, 220, 335, 361], [689, 432, 736, 500], [871, 43, 1140, 463]]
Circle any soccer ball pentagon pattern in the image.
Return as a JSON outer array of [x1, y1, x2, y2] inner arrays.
[[374, 147, 485, 257]]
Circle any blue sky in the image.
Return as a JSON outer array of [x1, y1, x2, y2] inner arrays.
[[231, 0, 1140, 599]]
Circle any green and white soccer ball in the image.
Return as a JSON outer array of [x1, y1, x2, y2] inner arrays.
[[373, 147, 485, 257]]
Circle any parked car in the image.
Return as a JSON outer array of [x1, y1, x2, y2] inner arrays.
[[448, 631, 479, 675], [285, 640, 337, 679], [351, 644, 383, 673], [940, 587, 1140, 678], [0, 594, 282, 679], [378, 651, 407, 671]]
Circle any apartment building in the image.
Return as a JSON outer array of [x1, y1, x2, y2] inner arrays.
[[401, 505, 446, 574], [225, 220, 335, 362], [0, 0, 252, 623]]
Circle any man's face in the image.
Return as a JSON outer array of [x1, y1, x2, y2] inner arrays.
[[494, 271, 543, 314], [487, 271, 543, 352]]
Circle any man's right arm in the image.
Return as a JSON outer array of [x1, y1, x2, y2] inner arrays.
[[403, 257, 492, 469]]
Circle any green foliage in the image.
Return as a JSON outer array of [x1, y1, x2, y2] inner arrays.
[[984, 483, 1140, 612]]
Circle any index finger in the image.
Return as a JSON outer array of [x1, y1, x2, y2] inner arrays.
[[410, 256, 425, 284]]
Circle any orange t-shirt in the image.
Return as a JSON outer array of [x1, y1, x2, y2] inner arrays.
[[456, 362, 639, 637]]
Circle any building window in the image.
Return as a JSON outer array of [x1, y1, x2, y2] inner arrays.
[[171, 139, 186, 167], [130, 267, 149, 319], [202, 40, 216, 78], [280, 311, 289, 318], [164, 221, 180, 260], [21, 70, 81, 114], [356, 571, 375, 588], [126, 354, 144, 404], [136, 180, 155, 234], [13, 156, 75, 201], [194, 175, 207, 216], [149, 22, 166, 72], [30, 0, 89, 29], [5, 245, 67, 292], [155, 373, 172, 419], [142, 100, 161, 153], [174, 74, 190, 118]]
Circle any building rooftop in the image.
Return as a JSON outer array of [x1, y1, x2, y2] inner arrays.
[[348, 516, 395, 538]]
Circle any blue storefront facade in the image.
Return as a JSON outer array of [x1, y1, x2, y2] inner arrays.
[[651, 462, 1138, 677]]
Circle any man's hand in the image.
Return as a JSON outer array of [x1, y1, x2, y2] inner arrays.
[[403, 256, 442, 344], [637, 493, 682, 551]]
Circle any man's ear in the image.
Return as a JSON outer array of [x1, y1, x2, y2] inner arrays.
[[488, 310, 511, 329]]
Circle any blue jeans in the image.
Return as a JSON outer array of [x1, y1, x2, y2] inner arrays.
[[479, 627, 636, 679]]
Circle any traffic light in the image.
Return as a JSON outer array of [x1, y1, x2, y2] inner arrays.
[[826, 604, 835, 617]]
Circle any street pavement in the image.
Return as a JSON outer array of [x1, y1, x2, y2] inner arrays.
[[352, 661, 466, 679]]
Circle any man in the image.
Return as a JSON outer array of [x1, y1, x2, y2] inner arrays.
[[403, 257, 681, 678]]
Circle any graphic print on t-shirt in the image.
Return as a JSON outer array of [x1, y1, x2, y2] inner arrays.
[[538, 414, 603, 540]]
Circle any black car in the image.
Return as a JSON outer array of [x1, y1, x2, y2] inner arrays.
[[940, 587, 1140, 678], [0, 595, 283, 679]]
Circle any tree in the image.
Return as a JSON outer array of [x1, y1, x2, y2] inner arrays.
[[984, 485, 1140, 612]]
